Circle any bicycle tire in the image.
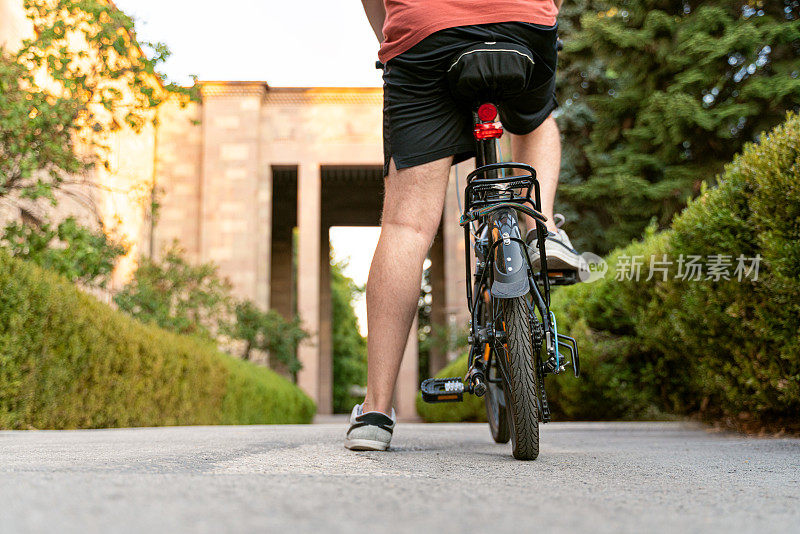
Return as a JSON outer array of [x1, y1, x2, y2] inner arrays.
[[485, 377, 511, 444], [478, 285, 511, 444], [500, 295, 540, 460]]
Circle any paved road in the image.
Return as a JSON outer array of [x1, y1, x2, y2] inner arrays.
[[1, 422, 798, 533]]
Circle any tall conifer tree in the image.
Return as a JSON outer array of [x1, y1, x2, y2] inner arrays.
[[556, 0, 800, 252]]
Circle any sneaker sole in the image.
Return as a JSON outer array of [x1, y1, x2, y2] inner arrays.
[[344, 438, 389, 451], [530, 247, 584, 272]]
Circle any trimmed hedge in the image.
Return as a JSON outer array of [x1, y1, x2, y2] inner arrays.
[[545, 233, 682, 422], [420, 113, 800, 430], [551, 113, 800, 429], [0, 252, 315, 429]]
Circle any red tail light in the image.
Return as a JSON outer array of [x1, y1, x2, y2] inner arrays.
[[477, 103, 498, 122], [473, 122, 504, 140]]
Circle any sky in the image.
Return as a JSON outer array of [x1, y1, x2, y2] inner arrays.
[[329, 227, 381, 335], [113, 0, 383, 334], [114, 0, 383, 87]]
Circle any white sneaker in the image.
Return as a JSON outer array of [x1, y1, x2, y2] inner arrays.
[[526, 214, 586, 272], [344, 404, 396, 451]]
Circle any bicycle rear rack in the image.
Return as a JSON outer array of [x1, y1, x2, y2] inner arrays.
[[461, 162, 553, 311]]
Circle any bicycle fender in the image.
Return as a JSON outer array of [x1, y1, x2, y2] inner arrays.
[[489, 209, 529, 298]]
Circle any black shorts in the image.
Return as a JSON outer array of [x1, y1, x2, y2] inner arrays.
[[382, 22, 559, 176]]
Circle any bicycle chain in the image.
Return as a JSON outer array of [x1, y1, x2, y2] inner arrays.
[[538, 359, 551, 423], [529, 317, 551, 423]]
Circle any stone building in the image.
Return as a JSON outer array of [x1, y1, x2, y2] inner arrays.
[[1, 1, 470, 417], [153, 83, 470, 418]]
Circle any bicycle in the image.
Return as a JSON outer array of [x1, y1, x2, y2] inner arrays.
[[417, 40, 581, 460]]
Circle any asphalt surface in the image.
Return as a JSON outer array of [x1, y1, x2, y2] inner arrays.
[[1, 422, 798, 534]]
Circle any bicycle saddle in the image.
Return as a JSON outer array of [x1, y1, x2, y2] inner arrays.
[[446, 41, 536, 106]]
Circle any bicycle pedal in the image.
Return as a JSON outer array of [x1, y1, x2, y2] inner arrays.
[[547, 270, 579, 285], [421, 378, 464, 403]]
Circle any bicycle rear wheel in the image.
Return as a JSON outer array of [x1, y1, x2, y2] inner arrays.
[[500, 294, 540, 460], [478, 286, 511, 444], [485, 365, 511, 444]]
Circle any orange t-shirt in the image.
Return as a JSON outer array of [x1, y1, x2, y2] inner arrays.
[[378, 0, 558, 63]]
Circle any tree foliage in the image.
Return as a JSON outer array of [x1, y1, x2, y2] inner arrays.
[[0, 216, 124, 287], [331, 259, 367, 413], [1, 0, 197, 290], [417, 261, 432, 381], [556, 0, 800, 253], [113, 245, 232, 339], [223, 300, 306, 375], [115, 245, 309, 377], [0, 56, 83, 203], [1, 0, 191, 205]]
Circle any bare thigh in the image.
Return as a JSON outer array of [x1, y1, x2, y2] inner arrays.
[[380, 157, 453, 241]]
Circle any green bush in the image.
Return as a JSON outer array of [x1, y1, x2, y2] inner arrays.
[[219, 354, 315, 425], [653, 112, 800, 427], [545, 233, 686, 421], [550, 112, 800, 429], [419, 113, 799, 430], [0, 252, 315, 429]]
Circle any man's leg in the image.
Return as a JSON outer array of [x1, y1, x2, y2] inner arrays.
[[511, 114, 561, 234], [362, 156, 453, 416], [512, 114, 584, 273]]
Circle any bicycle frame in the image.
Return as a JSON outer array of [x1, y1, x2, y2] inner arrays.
[[461, 105, 579, 421]]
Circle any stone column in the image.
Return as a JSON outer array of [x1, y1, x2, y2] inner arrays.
[[269, 221, 294, 379], [296, 162, 321, 405], [150, 99, 203, 263], [395, 316, 420, 421], [444, 163, 473, 362], [199, 82, 266, 301], [256, 164, 272, 309], [429, 228, 447, 375], [317, 225, 333, 414], [269, 225, 294, 320]]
